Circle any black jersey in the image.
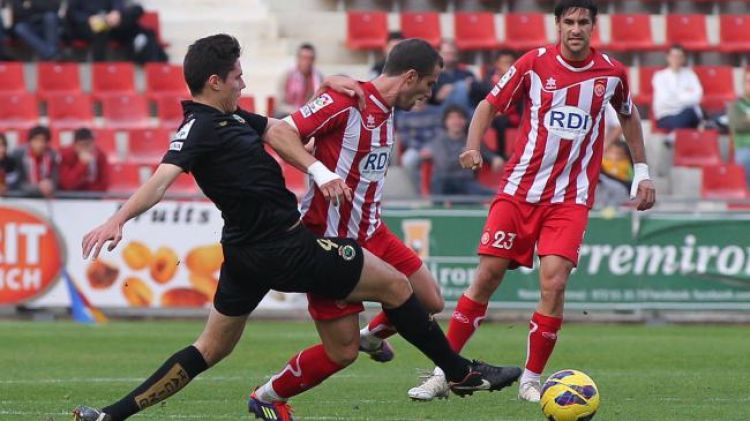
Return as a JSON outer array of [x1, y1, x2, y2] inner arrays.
[[162, 101, 300, 245]]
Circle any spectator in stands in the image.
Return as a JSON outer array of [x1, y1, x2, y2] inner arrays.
[[10, 0, 62, 60], [0, 133, 18, 195], [476, 51, 522, 160], [728, 72, 750, 185], [430, 40, 476, 113], [66, 0, 165, 63], [425, 105, 495, 195], [396, 99, 441, 189], [369, 31, 403, 79], [8, 125, 58, 198], [0, 12, 15, 60], [596, 140, 632, 208], [276, 43, 324, 117], [652, 45, 703, 132], [59, 128, 110, 192]]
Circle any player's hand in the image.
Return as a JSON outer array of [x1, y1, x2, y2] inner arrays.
[[318, 75, 366, 111], [632, 179, 656, 211], [459, 149, 483, 171], [318, 178, 352, 207], [82, 219, 123, 260]]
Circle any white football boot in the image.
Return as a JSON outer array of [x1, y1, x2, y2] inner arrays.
[[407, 367, 450, 401], [518, 380, 542, 402]]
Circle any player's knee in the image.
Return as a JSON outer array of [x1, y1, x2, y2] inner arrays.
[[541, 272, 568, 295], [384, 272, 412, 307], [193, 339, 235, 366], [325, 343, 359, 367], [422, 290, 445, 314]]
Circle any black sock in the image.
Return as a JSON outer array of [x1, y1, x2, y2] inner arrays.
[[383, 293, 470, 382], [103, 345, 208, 420]]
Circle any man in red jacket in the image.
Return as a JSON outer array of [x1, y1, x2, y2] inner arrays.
[[59, 128, 110, 192]]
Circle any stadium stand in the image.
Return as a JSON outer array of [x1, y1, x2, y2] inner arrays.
[[155, 96, 186, 130], [101, 94, 151, 129], [346, 11, 388, 50], [665, 14, 710, 51], [145, 63, 189, 100], [694, 65, 736, 114], [37, 62, 82, 100], [502, 12, 548, 52], [0, 93, 39, 131], [45, 93, 94, 129], [718, 14, 750, 53], [0, 62, 26, 94], [453, 12, 500, 50], [92, 62, 136, 100], [127, 128, 171, 164], [108, 163, 154, 193], [400, 12, 441, 48], [673, 129, 723, 167], [702, 163, 748, 199], [608, 14, 657, 52]]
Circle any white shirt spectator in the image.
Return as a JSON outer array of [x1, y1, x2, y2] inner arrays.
[[652, 67, 703, 120]]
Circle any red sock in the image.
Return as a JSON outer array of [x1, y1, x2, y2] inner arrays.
[[446, 294, 488, 352], [366, 311, 396, 339], [525, 312, 563, 374], [270, 344, 343, 399]]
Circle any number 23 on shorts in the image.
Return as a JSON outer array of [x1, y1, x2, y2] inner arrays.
[[481, 230, 517, 250]]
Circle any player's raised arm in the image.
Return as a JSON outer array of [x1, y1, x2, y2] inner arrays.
[[618, 106, 656, 211], [460, 99, 497, 170], [263, 118, 352, 204], [82, 163, 183, 260]]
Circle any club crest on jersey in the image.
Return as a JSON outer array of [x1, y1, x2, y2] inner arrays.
[[545, 77, 557, 90], [366, 114, 376, 129], [543, 105, 591, 138], [358, 146, 391, 182], [232, 114, 246, 124], [301, 93, 334, 118], [594, 82, 606, 97], [173, 119, 195, 140], [339, 245, 357, 261]]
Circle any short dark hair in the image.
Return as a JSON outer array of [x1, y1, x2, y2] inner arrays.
[[298, 43, 315, 54], [387, 31, 404, 42], [669, 44, 685, 54], [442, 104, 469, 126], [383, 38, 443, 78], [74, 128, 94, 142], [554, 0, 598, 23], [183, 34, 241, 96], [27, 125, 51, 142]]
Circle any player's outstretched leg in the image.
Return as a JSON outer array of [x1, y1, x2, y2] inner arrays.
[[518, 255, 569, 402], [359, 265, 444, 363], [408, 256, 508, 401], [349, 250, 521, 396], [72, 308, 246, 420]]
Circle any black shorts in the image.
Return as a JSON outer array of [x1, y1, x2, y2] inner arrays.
[[213, 224, 364, 317]]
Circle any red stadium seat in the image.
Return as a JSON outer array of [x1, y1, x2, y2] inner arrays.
[[634, 66, 660, 107], [719, 15, 750, 53], [346, 11, 388, 50], [400, 12, 441, 48], [238, 96, 256, 113], [702, 164, 748, 199], [266, 96, 276, 117], [37, 62, 81, 100], [139, 11, 169, 47], [109, 163, 154, 192], [127, 128, 170, 163], [503, 13, 547, 52], [46, 93, 94, 129], [420, 160, 432, 196], [145, 63, 189, 100], [0, 62, 26, 94], [673, 129, 722, 167], [590, 24, 603, 50], [92, 62, 136, 99], [454, 12, 500, 51], [280, 162, 308, 197], [608, 14, 657, 52], [101, 94, 150, 129], [156, 96, 186, 130], [0, 93, 38, 130], [666, 14, 710, 51], [694, 66, 736, 113]]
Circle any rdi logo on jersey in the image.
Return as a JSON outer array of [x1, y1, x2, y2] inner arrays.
[[543, 105, 591, 139], [359, 146, 390, 182]]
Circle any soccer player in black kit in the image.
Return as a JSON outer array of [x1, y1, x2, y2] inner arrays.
[[73, 34, 520, 421]]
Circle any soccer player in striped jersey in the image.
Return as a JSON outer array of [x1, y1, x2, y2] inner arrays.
[[408, 0, 656, 403], [249, 39, 522, 419]]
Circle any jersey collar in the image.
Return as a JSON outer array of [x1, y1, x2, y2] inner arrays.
[[554, 44, 595, 73], [363, 82, 392, 113]]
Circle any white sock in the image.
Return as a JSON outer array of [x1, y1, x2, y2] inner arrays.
[[255, 381, 284, 402], [359, 325, 382, 350], [520, 369, 541, 385]]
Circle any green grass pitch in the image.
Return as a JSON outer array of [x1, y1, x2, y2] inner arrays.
[[0, 320, 748, 420]]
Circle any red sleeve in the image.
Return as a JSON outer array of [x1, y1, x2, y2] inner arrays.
[[485, 51, 534, 114], [58, 148, 88, 191], [610, 62, 633, 116], [90, 149, 110, 191], [288, 89, 356, 139]]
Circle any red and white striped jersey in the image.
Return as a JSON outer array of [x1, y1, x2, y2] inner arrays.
[[287, 82, 394, 242], [487, 44, 633, 208]]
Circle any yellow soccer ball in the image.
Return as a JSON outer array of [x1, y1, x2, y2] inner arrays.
[[540, 369, 600, 421]]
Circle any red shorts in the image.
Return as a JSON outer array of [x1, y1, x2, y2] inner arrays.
[[307, 224, 424, 321], [477, 196, 589, 269]]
